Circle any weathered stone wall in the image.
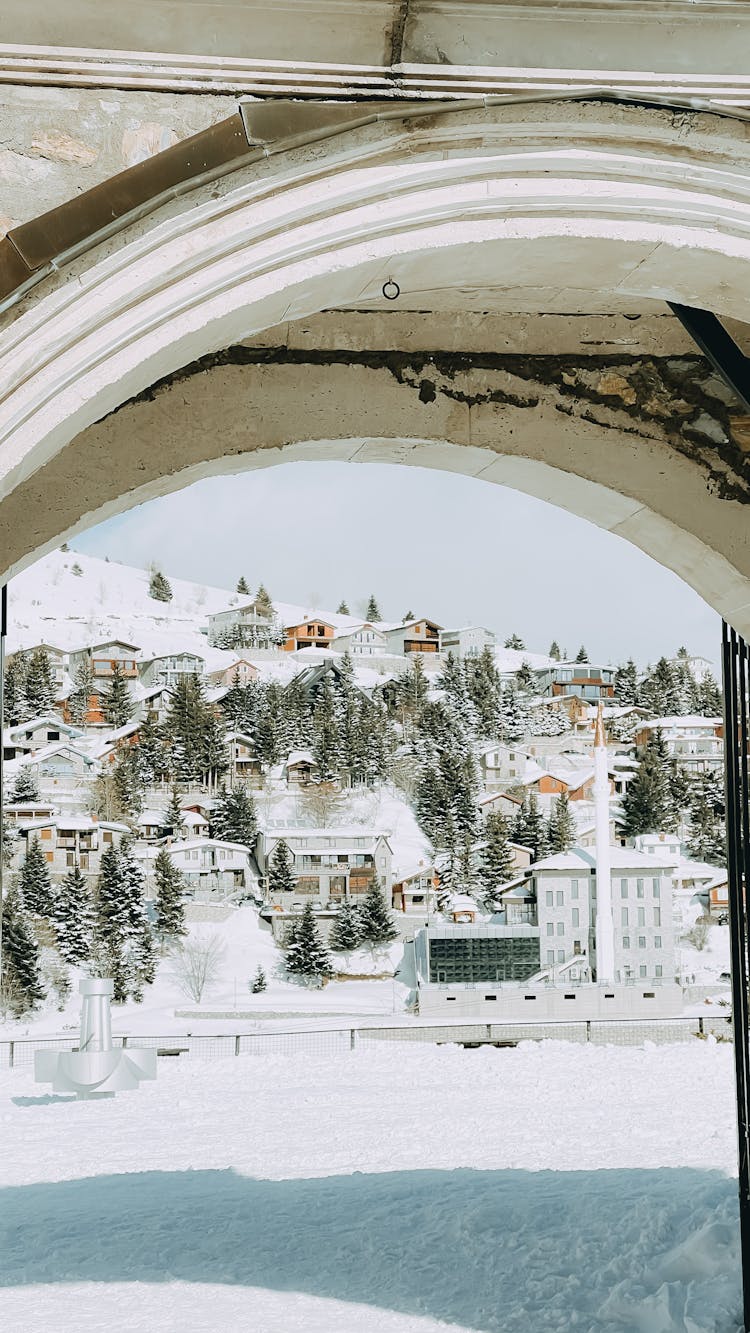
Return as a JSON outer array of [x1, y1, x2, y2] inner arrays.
[[0, 84, 235, 234]]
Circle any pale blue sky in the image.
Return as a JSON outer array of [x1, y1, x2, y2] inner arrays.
[[73, 462, 721, 669]]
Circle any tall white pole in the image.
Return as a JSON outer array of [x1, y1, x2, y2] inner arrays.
[[593, 702, 615, 984]]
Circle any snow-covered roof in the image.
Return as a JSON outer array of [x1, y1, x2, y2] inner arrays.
[[6, 714, 82, 738], [168, 837, 251, 854], [18, 815, 129, 832], [533, 846, 678, 872], [449, 893, 479, 911], [638, 715, 722, 729], [286, 749, 316, 767]]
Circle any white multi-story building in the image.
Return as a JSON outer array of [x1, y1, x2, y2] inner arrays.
[[256, 825, 393, 907], [331, 623, 388, 656], [138, 652, 205, 689], [634, 716, 724, 775], [440, 627, 496, 658]]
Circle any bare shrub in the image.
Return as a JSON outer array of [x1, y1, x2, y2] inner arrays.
[[169, 932, 226, 1003], [685, 918, 711, 951]]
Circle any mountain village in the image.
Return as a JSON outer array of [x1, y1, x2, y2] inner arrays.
[[0, 547, 729, 1031]]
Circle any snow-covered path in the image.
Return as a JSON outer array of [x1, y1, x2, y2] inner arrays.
[[0, 1040, 743, 1332]]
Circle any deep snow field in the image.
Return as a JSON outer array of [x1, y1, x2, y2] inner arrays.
[[0, 1038, 743, 1333]]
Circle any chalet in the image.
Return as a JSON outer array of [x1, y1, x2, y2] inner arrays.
[[439, 627, 496, 658], [476, 743, 529, 791], [69, 639, 140, 681], [476, 790, 522, 822], [140, 837, 251, 895], [225, 730, 262, 782], [16, 816, 129, 878], [707, 874, 729, 919], [138, 652, 204, 689], [137, 808, 169, 842], [3, 800, 56, 825], [3, 715, 83, 761], [256, 826, 393, 908], [535, 662, 616, 702], [207, 658, 259, 689], [391, 863, 439, 915], [633, 715, 724, 775], [23, 742, 97, 792], [285, 750, 318, 786], [7, 643, 67, 689], [383, 618, 441, 655], [331, 623, 387, 657], [207, 599, 278, 649], [134, 684, 173, 726], [283, 617, 336, 651]]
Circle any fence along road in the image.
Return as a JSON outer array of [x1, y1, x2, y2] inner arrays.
[[0, 1014, 734, 1070]]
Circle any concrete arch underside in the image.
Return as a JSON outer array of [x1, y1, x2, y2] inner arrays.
[[1, 99, 750, 626]]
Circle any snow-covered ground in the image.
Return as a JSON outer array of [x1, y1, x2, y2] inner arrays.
[[0, 1039, 742, 1332]]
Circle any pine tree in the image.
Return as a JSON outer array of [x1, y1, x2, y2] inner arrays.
[[398, 655, 430, 728], [1, 881, 45, 1014], [67, 657, 94, 726], [101, 661, 133, 728], [112, 748, 145, 818], [329, 898, 363, 951], [153, 848, 187, 940], [504, 634, 525, 650], [697, 671, 723, 716], [403, 610, 414, 622], [268, 838, 296, 894], [548, 792, 577, 853], [614, 659, 639, 707], [165, 676, 227, 785], [25, 648, 57, 714], [337, 600, 350, 615], [285, 901, 332, 981], [250, 964, 267, 993], [237, 576, 250, 595], [4, 652, 30, 725], [512, 792, 550, 863], [148, 567, 173, 602], [548, 641, 561, 661], [621, 736, 671, 836], [479, 812, 516, 906], [357, 880, 398, 947], [55, 865, 95, 964], [312, 674, 341, 780], [10, 767, 39, 803], [129, 918, 157, 1001], [640, 657, 678, 716], [19, 836, 55, 917], [366, 594, 382, 621], [255, 583, 274, 616], [688, 770, 726, 865], [210, 786, 258, 849], [165, 785, 184, 836], [515, 660, 535, 692], [575, 645, 589, 664]]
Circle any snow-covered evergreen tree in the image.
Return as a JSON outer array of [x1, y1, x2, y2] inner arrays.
[[210, 785, 258, 849], [504, 634, 524, 650], [255, 583, 274, 616], [575, 645, 589, 664], [268, 838, 296, 894], [1, 881, 45, 1014], [621, 735, 671, 836], [101, 661, 133, 728], [613, 659, 639, 707], [153, 848, 187, 940], [19, 836, 55, 917], [548, 641, 561, 661], [25, 648, 57, 714], [10, 767, 39, 803], [478, 812, 516, 906], [697, 671, 723, 716], [312, 674, 341, 780], [148, 567, 173, 602], [329, 898, 363, 951], [357, 880, 398, 947], [250, 964, 267, 993], [54, 865, 95, 964], [548, 792, 577, 853], [67, 658, 94, 726], [285, 902, 332, 982], [515, 660, 535, 693], [4, 651, 30, 725], [237, 575, 250, 595], [465, 645, 503, 739], [337, 600, 350, 615], [366, 594, 382, 621], [688, 770, 726, 865], [165, 785, 184, 836], [512, 792, 549, 863]]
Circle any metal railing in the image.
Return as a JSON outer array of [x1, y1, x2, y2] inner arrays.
[[0, 1013, 734, 1071]]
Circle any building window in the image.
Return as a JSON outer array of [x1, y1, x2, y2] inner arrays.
[[638, 935, 646, 948], [621, 907, 629, 926], [622, 935, 630, 949], [546, 923, 554, 936], [571, 879, 579, 899], [620, 880, 628, 898], [637, 907, 645, 926], [557, 950, 565, 963], [557, 922, 564, 936], [655, 936, 662, 949], [572, 908, 579, 927], [547, 950, 555, 963], [636, 878, 644, 898], [546, 891, 553, 906], [556, 890, 564, 906], [652, 880, 660, 897], [655, 965, 663, 977], [640, 965, 647, 978], [653, 908, 661, 927]]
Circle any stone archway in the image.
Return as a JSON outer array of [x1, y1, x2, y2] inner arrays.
[[1, 98, 750, 625]]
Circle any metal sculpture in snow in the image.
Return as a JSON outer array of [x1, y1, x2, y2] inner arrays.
[[34, 977, 157, 1099]]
